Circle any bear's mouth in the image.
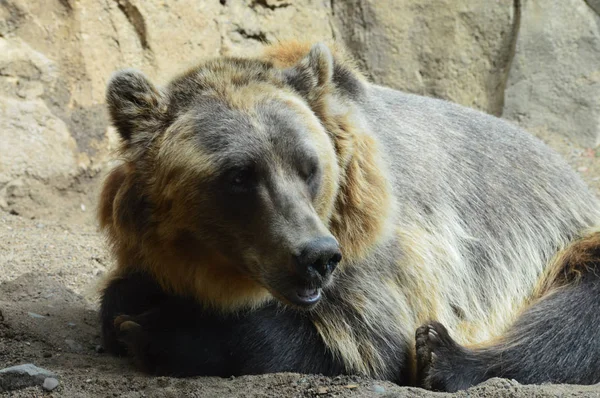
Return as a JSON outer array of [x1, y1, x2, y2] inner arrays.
[[273, 285, 323, 308], [290, 287, 321, 306]]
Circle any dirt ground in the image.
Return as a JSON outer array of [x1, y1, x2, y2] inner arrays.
[[1, 128, 599, 397]]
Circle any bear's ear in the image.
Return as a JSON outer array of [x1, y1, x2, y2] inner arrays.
[[283, 42, 334, 97], [106, 69, 164, 142]]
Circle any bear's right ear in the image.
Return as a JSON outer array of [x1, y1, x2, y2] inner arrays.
[[106, 69, 165, 142]]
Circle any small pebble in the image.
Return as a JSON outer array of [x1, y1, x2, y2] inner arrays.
[[344, 384, 359, 389], [43, 377, 59, 391], [370, 384, 385, 393], [577, 166, 588, 173], [64, 339, 84, 352], [80, 204, 86, 211], [86, 378, 92, 383], [27, 312, 45, 319], [67, 322, 76, 327], [317, 386, 328, 394]]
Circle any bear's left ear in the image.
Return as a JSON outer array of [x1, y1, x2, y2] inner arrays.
[[283, 42, 334, 97]]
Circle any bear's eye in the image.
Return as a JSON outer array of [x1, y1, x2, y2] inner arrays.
[[232, 172, 245, 185], [302, 163, 319, 186], [226, 167, 255, 193]]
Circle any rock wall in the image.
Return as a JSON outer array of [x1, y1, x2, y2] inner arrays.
[[332, 0, 518, 116], [0, 0, 598, 190], [503, 0, 600, 147]]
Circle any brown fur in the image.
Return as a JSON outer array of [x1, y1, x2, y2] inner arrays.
[[533, 228, 600, 298], [99, 156, 272, 311], [265, 40, 392, 261], [262, 39, 363, 76], [460, 228, 600, 352], [263, 40, 314, 68], [98, 163, 128, 233], [322, 110, 393, 261]]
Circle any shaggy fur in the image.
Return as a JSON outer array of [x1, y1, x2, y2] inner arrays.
[[98, 40, 600, 390]]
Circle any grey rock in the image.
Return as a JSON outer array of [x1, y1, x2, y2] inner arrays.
[[27, 312, 45, 319], [64, 338, 84, 352], [42, 377, 59, 391], [504, 0, 600, 147], [369, 384, 385, 393], [0, 364, 57, 392], [332, 0, 518, 116], [0, 96, 79, 183]]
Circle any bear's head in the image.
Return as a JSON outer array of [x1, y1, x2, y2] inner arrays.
[[99, 42, 391, 311]]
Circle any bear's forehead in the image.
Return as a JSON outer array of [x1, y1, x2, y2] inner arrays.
[[177, 95, 313, 162], [165, 58, 283, 109], [161, 59, 320, 164]]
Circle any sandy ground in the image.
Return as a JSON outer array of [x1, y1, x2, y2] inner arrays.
[[1, 128, 600, 397]]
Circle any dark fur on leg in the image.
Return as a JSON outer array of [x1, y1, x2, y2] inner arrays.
[[100, 271, 166, 356], [417, 264, 600, 392], [100, 271, 347, 378]]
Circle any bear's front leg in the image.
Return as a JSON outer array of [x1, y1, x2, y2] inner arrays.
[[110, 301, 348, 378], [111, 302, 239, 377], [101, 271, 347, 378]]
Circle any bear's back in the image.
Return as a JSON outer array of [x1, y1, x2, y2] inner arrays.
[[360, 84, 600, 343]]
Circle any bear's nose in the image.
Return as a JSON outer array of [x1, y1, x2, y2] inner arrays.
[[295, 237, 342, 278]]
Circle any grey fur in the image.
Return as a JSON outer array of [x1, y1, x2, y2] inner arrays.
[[307, 45, 600, 381]]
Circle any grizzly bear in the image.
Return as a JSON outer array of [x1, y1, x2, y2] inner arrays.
[[98, 41, 600, 392]]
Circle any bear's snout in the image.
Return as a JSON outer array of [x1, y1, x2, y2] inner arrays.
[[294, 237, 342, 280], [267, 236, 342, 308]]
